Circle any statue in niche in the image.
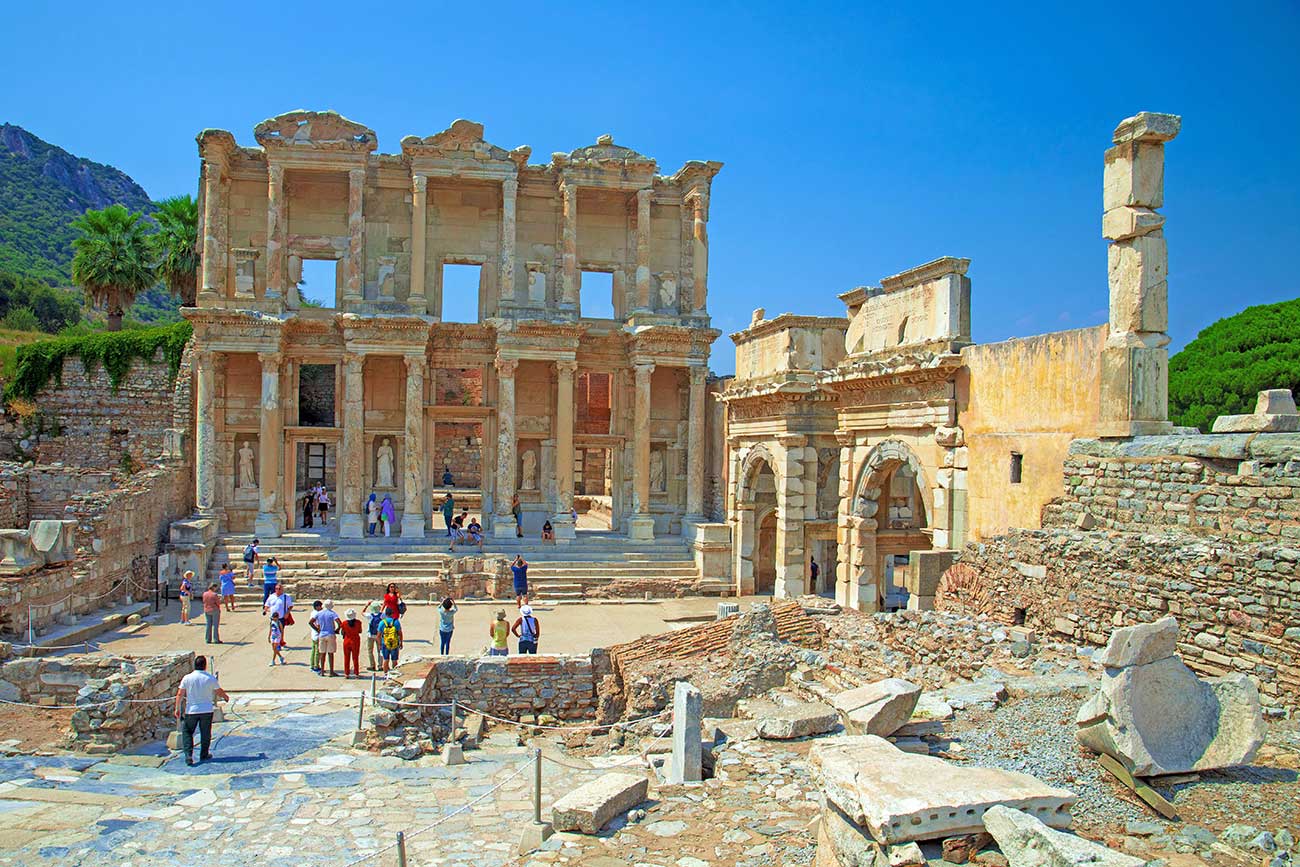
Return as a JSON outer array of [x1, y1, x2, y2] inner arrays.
[[238, 441, 257, 489], [376, 438, 396, 488], [650, 450, 666, 492], [520, 449, 538, 490]]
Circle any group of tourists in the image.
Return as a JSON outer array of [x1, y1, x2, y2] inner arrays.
[[260, 580, 410, 676], [300, 483, 331, 528], [366, 493, 397, 536], [176, 567, 238, 644]]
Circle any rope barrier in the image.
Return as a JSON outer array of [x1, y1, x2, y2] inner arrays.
[[8, 639, 100, 653], [465, 705, 670, 732], [0, 694, 174, 711]]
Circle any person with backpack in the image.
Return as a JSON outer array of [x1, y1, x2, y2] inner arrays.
[[261, 556, 280, 606], [378, 611, 403, 672], [178, 571, 194, 625], [243, 538, 260, 586], [437, 597, 457, 654], [512, 605, 540, 654], [365, 601, 383, 671]]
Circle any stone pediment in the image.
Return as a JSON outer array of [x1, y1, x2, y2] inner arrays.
[[254, 110, 377, 153], [565, 134, 656, 170], [401, 119, 529, 170]]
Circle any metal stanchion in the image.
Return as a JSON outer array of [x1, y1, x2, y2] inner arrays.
[[27, 605, 33, 647], [533, 747, 542, 824], [357, 693, 365, 731], [451, 697, 458, 736], [370, 671, 377, 701], [396, 831, 408, 867]]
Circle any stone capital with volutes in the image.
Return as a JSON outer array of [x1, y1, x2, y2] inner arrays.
[[633, 361, 656, 380], [688, 365, 707, 386], [412, 172, 428, 193], [495, 357, 519, 377], [834, 430, 856, 448], [257, 351, 282, 369], [778, 433, 808, 449], [555, 359, 579, 376], [343, 352, 364, 375], [403, 354, 427, 374]]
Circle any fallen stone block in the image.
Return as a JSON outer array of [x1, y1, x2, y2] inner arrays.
[[983, 804, 1146, 866], [1095, 616, 1179, 669], [939, 680, 1007, 711], [1212, 389, 1300, 433], [550, 771, 648, 835], [752, 700, 840, 740], [941, 832, 992, 864], [834, 679, 921, 737], [810, 735, 1075, 845]]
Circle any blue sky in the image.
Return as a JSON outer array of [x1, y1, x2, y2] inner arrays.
[[3, 1, 1297, 374]]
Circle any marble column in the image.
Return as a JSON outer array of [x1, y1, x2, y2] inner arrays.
[[254, 352, 284, 538], [200, 162, 224, 302], [553, 360, 578, 541], [774, 433, 807, 599], [685, 366, 706, 520], [689, 191, 709, 314], [560, 182, 578, 309], [195, 351, 217, 514], [409, 173, 428, 314], [634, 188, 653, 312], [491, 358, 519, 537], [499, 176, 518, 310], [344, 168, 365, 305], [265, 164, 285, 300], [629, 361, 655, 540], [401, 355, 427, 537], [338, 353, 366, 538]]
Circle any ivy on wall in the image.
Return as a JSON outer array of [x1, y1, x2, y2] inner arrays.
[[3, 321, 192, 401]]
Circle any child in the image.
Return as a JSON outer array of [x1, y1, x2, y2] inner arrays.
[[268, 613, 286, 666], [308, 600, 323, 673]]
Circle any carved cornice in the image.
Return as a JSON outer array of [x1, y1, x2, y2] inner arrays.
[[254, 110, 377, 154], [821, 351, 964, 393], [879, 256, 970, 292], [730, 312, 849, 344]]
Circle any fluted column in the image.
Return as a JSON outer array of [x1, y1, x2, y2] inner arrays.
[[560, 181, 579, 310], [195, 351, 217, 513], [685, 366, 706, 519], [689, 191, 709, 314], [553, 360, 578, 541], [499, 176, 518, 310], [491, 358, 519, 536], [265, 164, 285, 300], [629, 361, 656, 540], [344, 168, 365, 305], [634, 187, 653, 312], [400, 355, 427, 537], [200, 162, 224, 303], [338, 353, 366, 538], [409, 173, 428, 314], [254, 352, 284, 538]]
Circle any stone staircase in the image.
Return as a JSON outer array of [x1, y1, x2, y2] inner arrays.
[[210, 530, 717, 602]]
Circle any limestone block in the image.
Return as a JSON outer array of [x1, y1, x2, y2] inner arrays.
[[904, 550, 956, 597], [1255, 388, 1298, 415], [1095, 616, 1179, 669], [1102, 206, 1165, 242], [934, 425, 964, 447], [1112, 111, 1181, 145], [752, 700, 839, 740], [550, 771, 648, 834], [1103, 141, 1166, 211], [669, 680, 703, 783], [1099, 343, 1170, 433], [1212, 389, 1300, 433], [810, 736, 1075, 844], [983, 805, 1145, 867], [1107, 233, 1167, 333], [0, 529, 44, 574], [28, 519, 77, 564], [833, 678, 921, 737]]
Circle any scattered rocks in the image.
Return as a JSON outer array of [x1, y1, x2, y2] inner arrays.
[[744, 698, 839, 740]]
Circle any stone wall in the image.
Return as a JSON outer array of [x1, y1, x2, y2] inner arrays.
[[418, 654, 599, 721], [0, 466, 28, 529], [431, 422, 483, 488]]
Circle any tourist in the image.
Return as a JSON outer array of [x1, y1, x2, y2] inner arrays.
[[511, 494, 523, 538], [466, 516, 485, 551], [378, 608, 403, 672], [380, 495, 396, 537], [511, 555, 529, 603], [438, 597, 457, 654], [447, 511, 468, 551], [173, 655, 229, 767], [340, 608, 363, 678], [302, 493, 315, 528], [317, 487, 331, 525], [809, 556, 819, 588], [442, 467, 454, 486], [268, 612, 286, 665], [311, 600, 341, 677], [367, 493, 380, 536], [178, 570, 194, 625], [218, 563, 237, 612], [261, 556, 280, 605], [382, 583, 404, 619], [308, 600, 323, 673], [202, 582, 222, 644], [365, 600, 383, 670], [541, 520, 554, 541], [488, 610, 510, 656], [242, 538, 260, 584], [264, 582, 295, 636], [512, 604, 540, 654], [440, 492, 456, 537]]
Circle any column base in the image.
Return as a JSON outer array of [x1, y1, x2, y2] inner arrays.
[[400, 513, 426, 538], [493, 519, 519, 539], [551, 515, 576, 542], [253, 511, 284, 539], [339, 514, 365, 539], [628, 515, 656, 541], [836, 579, 879, 612]]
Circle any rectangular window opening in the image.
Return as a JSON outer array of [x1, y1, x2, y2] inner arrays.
[[1013, 607, 1027, 626], [580, 271, 616, 320], [441, 263, 482, 324], [299, 364, 337, 427], [1009, 452, 1023, 485], [299, 259, 338, 308]]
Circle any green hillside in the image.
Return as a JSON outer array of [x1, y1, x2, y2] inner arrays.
[[1169, 297, 1300, 432]]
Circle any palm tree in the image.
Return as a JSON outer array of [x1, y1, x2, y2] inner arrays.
[[70, 204, 155, 331], [150, 195, 199, 306]]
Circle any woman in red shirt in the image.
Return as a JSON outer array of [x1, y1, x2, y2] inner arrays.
[[339, 608, 364, 678], [383, 584, 403, 619]]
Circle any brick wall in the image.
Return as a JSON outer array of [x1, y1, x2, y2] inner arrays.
[[434, 368, 483, 406]]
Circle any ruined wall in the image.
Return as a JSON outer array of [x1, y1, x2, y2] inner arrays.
[[958, 325, 1106, 540], [842, 257, 970, 357], [431, 422, 483, 488], [420, 654, 597, 721]]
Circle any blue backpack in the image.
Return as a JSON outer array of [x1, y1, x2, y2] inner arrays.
[[368, 612, 382, 636]]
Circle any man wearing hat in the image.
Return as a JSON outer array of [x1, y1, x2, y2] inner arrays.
[[310, 599, 342, 677], [511, 604, 541, 654]]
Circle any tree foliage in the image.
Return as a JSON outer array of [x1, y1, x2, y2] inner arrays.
[[3, 320, 192, 402], [0, 270, 81, 332], [150, 194, 198, 306], [1169, 297, 1300, 432], [70, 204, 156, 331]]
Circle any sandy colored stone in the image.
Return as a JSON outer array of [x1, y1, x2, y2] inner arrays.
[[752, 700, 839, 740], [550, 771, 648, 834]]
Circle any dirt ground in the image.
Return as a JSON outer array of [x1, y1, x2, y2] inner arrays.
[[0, 703, 72, 752]]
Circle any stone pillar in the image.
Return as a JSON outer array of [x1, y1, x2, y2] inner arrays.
[[560, 181, 579, 310], [195, 351, 217, 514], [634, 187, 653, 312], [774, 434, 807, 599], [629, 362, 656, 541], [338, 353, 366, 538], [344, 167, 365, 305], [199, 162, 224, 303], [685, 366, 707, 520], [400, 355, 427, 537], [553, 360, 578, 541], [492, 358, 519, 537], [689, 191, 709, 314], [254, 352, 284, 538], [1099, 111, 1181, 437], [499, 176, 518, 309], [409, 173, 428, 314], [265, 164, 285, 300], [668, 680, 702, 784]]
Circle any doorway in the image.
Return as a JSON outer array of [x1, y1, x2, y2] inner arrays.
[[755, 509, 777, 595]]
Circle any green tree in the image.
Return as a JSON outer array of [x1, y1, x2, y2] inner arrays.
[[1169, 297, 1300, 432], [70, 204, 155, 331], [150, 195, 199, 306]]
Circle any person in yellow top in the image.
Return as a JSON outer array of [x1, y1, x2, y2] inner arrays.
[[488, 610, 510, 656]]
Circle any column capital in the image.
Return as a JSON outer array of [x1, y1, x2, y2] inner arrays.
[[348, 167, 365, 183], [403, 353, 427, 373], [688, 365, 708, 385], [495, 357, 519, 377], [778, 433, 808, 449], [834, 430, 856, 447], [257, 350, 283, 368], [412, 172, 427, 193], [555, 359, 579, 376], [343, 352, 364, 373], [502, 176, 519, 194], [633, 360, 656, 378]]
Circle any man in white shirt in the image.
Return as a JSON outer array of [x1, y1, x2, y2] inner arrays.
[[173, 656, 229, 766], [264, 584, 294, 623]]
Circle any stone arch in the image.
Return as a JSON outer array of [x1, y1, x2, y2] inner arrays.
[[850, 439, 932, 523], [733, 444, 779, 596], [736, 443, 780, 507]]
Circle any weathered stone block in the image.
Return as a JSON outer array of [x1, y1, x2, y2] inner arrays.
[[1103, 141, 1166, 210], [550, 772, 648, 834], [833, 679, 921, 738], [1095, 616, 1178, 668], [1102, 206, 1164, 242], [753, 700, 839, 740], [983, 805, 1145, 866], [1107, 233, 1167, 334]]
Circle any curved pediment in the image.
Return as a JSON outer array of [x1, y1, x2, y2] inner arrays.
[[254, 110, 377, 153], [567, 134, 656, 169], [400, 118, 529, 169]]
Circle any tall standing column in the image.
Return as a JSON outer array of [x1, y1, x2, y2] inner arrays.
[[344, 167, 365, 305], [265, 164, 285, 300], [200, 162, 224, 303], [629, 361, 656, 541], [492, 358, 519, 537], [685, 366, 706, 520], [254, 352, 284, 538], [338, 353, 366, 538], [409, 173, 428, 314], [774, 433, 808, 599], [560, 182, 579, 310], [553, 360, 578, 541], [689, 191, 709, 314], [499, 176, 518, 310], [634, 187, 653, 312], [401, 355, 427, 537], [195, 351, 217, 514]]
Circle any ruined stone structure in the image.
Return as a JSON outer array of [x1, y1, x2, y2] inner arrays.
[[189, 111, 722, 542]]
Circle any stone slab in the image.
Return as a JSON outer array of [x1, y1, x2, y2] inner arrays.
[[834, 679, 921, 737], [751, 700, 839, 740], [550, 771, 648, 835], [810, 735, 1075, 844], [983, 804, 1145, 866]]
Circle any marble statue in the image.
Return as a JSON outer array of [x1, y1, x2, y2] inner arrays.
[[238, 441, 257, 488], [376, 438, 395, 488], [520, 449, 538, 490], [650, 450, 666, 492]]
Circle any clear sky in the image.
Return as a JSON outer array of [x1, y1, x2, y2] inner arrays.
[[3, 1, 1297, 374]]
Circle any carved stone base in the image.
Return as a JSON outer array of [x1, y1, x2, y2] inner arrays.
[[339, 513, 365, 539], [400, 513, 426, 538], [628, 515, 656, 541], [253, 511, 284, 539], [493, 520, 519, 539], [551, 515, 576, 542]]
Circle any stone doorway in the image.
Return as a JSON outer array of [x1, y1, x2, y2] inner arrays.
[[755, 509, 777, 595]]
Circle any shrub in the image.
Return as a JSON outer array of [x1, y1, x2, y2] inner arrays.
[[3, 320, 192, 401]]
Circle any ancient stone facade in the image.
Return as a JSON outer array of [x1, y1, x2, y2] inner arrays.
[[191, 111, 723, 542]]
